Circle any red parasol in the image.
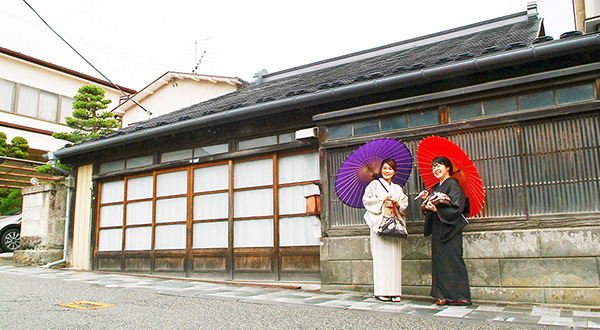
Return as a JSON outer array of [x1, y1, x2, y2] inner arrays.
[[416, 136, 485, 217], [335, 139, 412, 208]]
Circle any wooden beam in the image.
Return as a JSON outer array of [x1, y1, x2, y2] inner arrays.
[[0, 164, 40, 172], [0, 184, 27, 189], [0, 171, 62, 180]]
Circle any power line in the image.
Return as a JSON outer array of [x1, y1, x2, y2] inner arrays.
[[21, 0, 152, 116]]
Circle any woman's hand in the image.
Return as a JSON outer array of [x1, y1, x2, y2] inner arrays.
[[424, 200, 437, 212], [415, 190, 429, 200]]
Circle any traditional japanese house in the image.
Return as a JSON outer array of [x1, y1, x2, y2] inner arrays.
[[54, 5, 600, 306]]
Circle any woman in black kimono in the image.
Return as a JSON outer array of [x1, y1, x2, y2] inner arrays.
[[417, 156, 471, 306]]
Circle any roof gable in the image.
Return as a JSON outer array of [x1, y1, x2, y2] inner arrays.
[[113, 71, 245, 116]]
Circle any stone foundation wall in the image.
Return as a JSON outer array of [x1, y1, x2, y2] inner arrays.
[[14, 184, 67, 266], [321, 226, 600, 307]]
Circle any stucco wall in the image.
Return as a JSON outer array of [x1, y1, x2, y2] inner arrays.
[[121, 78, 239, 127], [321, 226, 600, 307], [0, 53, 123, 107], [0, 52, 127, 152]]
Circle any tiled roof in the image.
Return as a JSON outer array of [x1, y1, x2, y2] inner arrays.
[[74, 11, 548, 145]]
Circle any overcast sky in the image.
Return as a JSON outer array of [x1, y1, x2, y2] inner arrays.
[[1, 1, 576, 91]]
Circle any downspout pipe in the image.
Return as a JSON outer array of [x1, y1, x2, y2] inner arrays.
[[53, 33, 600, 160], [42, 151, 74, 268]]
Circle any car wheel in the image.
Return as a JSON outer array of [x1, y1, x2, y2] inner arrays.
[[0, 228, 20, 252]]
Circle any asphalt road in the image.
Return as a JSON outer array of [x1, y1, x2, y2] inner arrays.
[[0, 254, 547, 330]]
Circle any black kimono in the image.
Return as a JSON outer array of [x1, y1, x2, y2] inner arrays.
[[424, 177, 471, 302]]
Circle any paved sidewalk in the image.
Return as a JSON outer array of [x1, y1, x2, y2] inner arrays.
[[0, 261, 599, 329]]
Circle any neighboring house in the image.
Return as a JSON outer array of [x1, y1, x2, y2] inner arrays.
[[54, 4, 600, 306], [574, 0, 600, 33], [113, 72, 246, 127], [0, 46, 136, 161]]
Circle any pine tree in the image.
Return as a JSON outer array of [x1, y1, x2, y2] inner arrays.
[[0, 132, 8, 156], [0, 134, 30, 215], [52, 84, 117, 143], [8, 136, 29, 159]]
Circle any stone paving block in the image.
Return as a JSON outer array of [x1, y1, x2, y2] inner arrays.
[[530, 306, 561, 317], [589, 320, 600, 329], [272, 297, 311, 304], [434, 306, 474, 318], [409, 307, 440, 316], [465, 310, 502, 321], [539, 227, 600, 257], [317, 300, 379, 311], [493, 313, 543, 324], [573, 311, 600, 318], [474, 305, 505, 313], [538, 315, 587, 328], [502, 305, 534, 314], [464, 230, 539, 259], [299, 297, 337, 305], [560, 310, 573, 318], [501, 258, 599, 287], [375, 304, 412, 313]]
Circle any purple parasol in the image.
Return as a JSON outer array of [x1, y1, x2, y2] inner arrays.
[[335, 138, 412, 208]]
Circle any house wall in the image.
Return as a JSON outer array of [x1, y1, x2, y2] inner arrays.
[[0, 52, 126, 153], [318, 76, 600, 306], [71, 164, 94, 269], [90, 151, 321, 280], [0, 112, 67, 152], [121, 79, 238, 127]]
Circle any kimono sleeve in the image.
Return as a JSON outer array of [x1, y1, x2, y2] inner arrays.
[[362, 180, 384, 215], [394, 184, 409, 213], [436, 178, 469, 242]]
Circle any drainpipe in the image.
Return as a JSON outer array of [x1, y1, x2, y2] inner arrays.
[[42, 151, 74, 268]]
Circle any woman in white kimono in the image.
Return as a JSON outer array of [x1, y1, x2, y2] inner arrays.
[[362, 158, 409, 302]]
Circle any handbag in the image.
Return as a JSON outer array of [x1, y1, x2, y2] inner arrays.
[[371, 178, 408, 238], [378, 205, 408, 238]]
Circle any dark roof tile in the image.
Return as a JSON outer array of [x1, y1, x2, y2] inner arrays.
[[101, 14, 543, 140]]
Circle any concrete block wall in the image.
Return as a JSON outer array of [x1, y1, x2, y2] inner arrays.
[[321, 226, 600, 306], [14, 184, 67, 265]]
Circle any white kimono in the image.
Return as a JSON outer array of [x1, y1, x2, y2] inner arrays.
[[363, 178, 409, 297]]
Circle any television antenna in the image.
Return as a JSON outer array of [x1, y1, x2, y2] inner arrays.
[[193, 38, 210, 73]]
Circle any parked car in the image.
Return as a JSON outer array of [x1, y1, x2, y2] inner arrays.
[[0, 214, 21, 252]]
